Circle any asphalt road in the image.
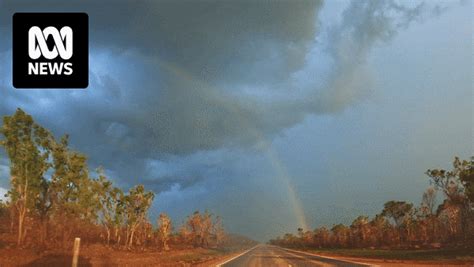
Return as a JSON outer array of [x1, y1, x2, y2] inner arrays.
[[218, 245, 371, 267]]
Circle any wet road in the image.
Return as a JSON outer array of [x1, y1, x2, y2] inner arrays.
[[218, 245, 371, 267]]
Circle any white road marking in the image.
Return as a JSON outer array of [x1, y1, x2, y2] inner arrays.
[[215, 244, 261, 267]]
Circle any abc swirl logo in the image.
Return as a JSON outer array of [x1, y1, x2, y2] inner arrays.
[[29, 26, 73, 60]]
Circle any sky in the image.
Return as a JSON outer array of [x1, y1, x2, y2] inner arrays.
[[0, 0, 472, 241]]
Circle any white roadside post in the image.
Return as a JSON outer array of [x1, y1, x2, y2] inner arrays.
[[72, 237, 81, 267]]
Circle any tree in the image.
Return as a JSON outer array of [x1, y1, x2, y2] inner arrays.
[[200, 210, 213, 247], [178, 222, 192, 244], [350, 216, 369, 247], [369, 214, 389, 246], [184, 210, 216, 248], [331, 224, 349, 247], [187, 211, 202, 247], [96, 172, 124, 245], [425, 157, 466, 203], [50, 136, 93, 218], [213, 216, 225, 247], [314, 227, 330, 248], [381, 201, 414, 245], [124, 184, 154, 247], [421, 187, 437, 216], [157, 213, 172, 251], [0, 200, 8, 218], [426, 157, 472, 240], [382, 201, 413, 227], [459, 157, 473, 204], [0, 108, 52, 245], [34, 178, 53, 246], [49, 136, 101, 245], [270, 156, 474, 250]]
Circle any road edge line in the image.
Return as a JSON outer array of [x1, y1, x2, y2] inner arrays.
[[280, 247, 379, 267], [215, 244, 261, 267]]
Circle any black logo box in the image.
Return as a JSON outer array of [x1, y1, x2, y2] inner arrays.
[[13, 13, 88, 89]]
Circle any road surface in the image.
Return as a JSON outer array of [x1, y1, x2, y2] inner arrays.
[[217, 245, 371, 267]]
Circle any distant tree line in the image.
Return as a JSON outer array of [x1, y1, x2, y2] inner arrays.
[[0, 108, 225, 250], [270, 156, 474, 249]]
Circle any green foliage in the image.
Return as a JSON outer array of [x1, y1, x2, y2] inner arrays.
[[0, 108, 53, 244], [50, 136, 96, 219], [0, 200, 8, 217], [0, 108, 51, 206], [124, 184, 154, 227], [95, 170, 126, 244], [124, 184, 154, 247], [425, 156, 470, 203], [382, 201, 413, 227], [459, 157, 474, 204], [0, 109, 139, 246], [0, 108, 222, 249]]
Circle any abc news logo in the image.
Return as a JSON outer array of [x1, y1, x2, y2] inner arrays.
[[13, 13, 88, 88], [28, 26, 73, 75]]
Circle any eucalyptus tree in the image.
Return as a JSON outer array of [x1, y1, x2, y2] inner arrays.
[[382, 201, 413, 227], [0, 108, 52, 245], [186, 211, 202, 247], [157, 213, 172, 251], [50, 136, 93, 216], [425, 157, 469, 203], [350, 216, 370, 247], [213, 216, 225, 246], [426, 157, 472, 240], [331, 224, 349, 247], [200, 210, 213, 247], [96, 172, 124, 245], [459, 157, 473, 204], [313, 226, 330, 247], [369, 214, 390, 247], [124, 184, 154, 247], [48, 134, 105, 246]]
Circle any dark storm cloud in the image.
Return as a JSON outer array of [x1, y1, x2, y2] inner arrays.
[[1, 0, 322, 84], [0, 0, 439, 192]]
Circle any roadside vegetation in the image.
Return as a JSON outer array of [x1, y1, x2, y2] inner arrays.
[[0, 108, 256, 264], [270, 156, 474, 260], [301, 247, 474, 261]]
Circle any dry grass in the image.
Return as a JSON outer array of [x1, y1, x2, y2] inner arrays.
[[0, 244, 232, 266]]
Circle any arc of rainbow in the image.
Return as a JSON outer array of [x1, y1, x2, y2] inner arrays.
[[150, 58, 309, 232]]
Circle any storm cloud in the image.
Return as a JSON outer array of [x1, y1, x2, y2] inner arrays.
[[0, 0, 433, 157]]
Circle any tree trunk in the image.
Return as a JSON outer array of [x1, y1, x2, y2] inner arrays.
[[106, 227, 111, 245], [129, 229, 135, 247], [10, 208, 15, 234], [114, 227, 121, 245], [40, 219, 48, 246], [125, 226, 130, 247], [17, 167, 29, 246], [17, 181, 28, 246], [163, 239, 169, 251], [17, 206, 24, 246]]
